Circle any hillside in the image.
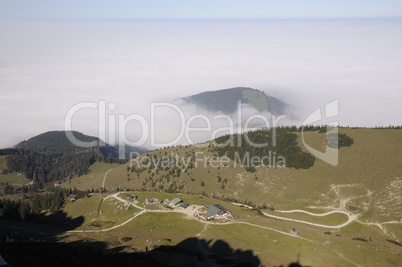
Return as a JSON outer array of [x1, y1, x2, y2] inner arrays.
[[182, 87, 289, 115], [4, 127, 402, 266], [65, 128, 402, 240]]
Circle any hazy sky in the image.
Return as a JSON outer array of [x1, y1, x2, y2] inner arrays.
[[1, 0, 402, 20], [0, 1, 401, 148]]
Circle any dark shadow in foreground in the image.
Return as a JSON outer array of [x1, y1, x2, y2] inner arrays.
[[0, 235, 306, 267], [0, 211, 304, 267]]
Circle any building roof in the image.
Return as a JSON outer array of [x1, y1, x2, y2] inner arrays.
[[180, 203, 189, 208], [68, 194, 77, 200], [204, 204, 228, 219], [170, 198, 182, 205], [146, 198, 154, 203]]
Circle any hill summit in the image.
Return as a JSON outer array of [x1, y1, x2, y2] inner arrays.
[[182, 87, 288, 115], [15, 131, 118, 158]]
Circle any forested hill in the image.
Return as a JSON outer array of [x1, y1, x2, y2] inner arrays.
[[0, 131, 147, 188], [15, 131, 117, 157], [15, 131, 148, 158]]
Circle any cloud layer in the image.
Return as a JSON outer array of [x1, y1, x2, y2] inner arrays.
[[1, 19, 401, 148]]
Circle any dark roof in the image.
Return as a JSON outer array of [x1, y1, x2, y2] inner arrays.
[[180, 203, 189, 208]]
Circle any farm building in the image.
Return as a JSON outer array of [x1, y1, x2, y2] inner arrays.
[[169, 198, 182, 208], [203, 204, 231, 220]]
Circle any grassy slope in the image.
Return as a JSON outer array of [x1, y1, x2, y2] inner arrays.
[[66, 128, 402, 240], [0, 155, 31, 185], [61, 162, 122, 190]]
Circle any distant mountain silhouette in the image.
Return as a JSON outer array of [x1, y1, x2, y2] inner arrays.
[[182, 87, 289, 115]]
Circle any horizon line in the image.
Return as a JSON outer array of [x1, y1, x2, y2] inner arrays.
[[1, 17, 402, 23]]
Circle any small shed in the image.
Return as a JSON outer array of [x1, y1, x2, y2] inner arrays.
[[68, 194, 77, 201]]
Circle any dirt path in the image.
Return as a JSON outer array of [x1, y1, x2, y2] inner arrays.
[[67, 210, 146, 233], [102, 169, 113, 189], [196, 223, 208, 237], [335, 252, 362, 267], [231, 202, 358, 229], [261, 211, 357, 229]]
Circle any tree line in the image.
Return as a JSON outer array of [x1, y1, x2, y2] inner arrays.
[[0, 187, 90, 222], [0, 148, 125, 188]]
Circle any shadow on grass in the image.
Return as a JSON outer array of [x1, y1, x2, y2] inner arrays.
[[0, 211, 304, 267], [32, 210, 86, 231]]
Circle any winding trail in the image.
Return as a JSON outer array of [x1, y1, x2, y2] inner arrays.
[[261, 211, 357, 229], [274, 209, 350, 217], [231, 202, 358, 229]]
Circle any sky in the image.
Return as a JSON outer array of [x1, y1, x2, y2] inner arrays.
[[0, 1, 401, 149], [1, 0, 402, 20]]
